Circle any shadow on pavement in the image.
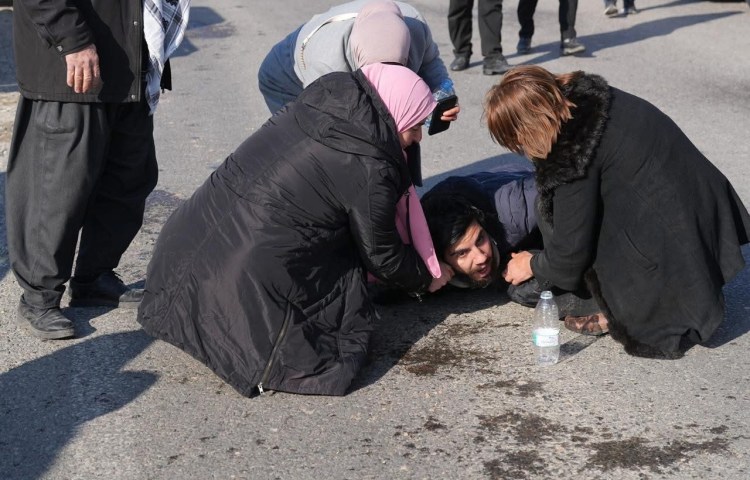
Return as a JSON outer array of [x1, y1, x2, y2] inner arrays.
[[173, 6, 233, 58], [507, 12, 742, 64], [0, 331, 156, 479]]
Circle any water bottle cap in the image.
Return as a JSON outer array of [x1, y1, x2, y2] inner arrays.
[[540, 290, 553, 299]]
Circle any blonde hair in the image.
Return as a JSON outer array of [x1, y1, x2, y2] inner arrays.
[[484, 66, 581, 159]]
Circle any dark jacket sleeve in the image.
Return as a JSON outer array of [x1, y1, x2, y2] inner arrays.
[[348, 165, 433, 294], [531, 168, 601, 291], [16, 0, 94, 55]]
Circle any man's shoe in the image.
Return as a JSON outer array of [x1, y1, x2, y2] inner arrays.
[[483, 55, 511, 75], [561, 38, 586, 56], [623, 6, 639, 14], [17, 301, 75, 340], [69, 271, 144, 308], [604, 2, 618, 16], [449, 55, 470, 72], [517, 37, 532, 55]]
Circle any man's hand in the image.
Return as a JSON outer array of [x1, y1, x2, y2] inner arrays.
[[502, 251, 534, 286], [427, 261, 455, 293], [65, 44, 101, 94]]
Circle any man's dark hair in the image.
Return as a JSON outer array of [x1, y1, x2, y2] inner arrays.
[[421, 191, 486, 256]]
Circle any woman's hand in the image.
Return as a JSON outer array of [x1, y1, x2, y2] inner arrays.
[[503, 251, 534, 285], [427, 261, 455, 293], [440, 104, 460, 123]]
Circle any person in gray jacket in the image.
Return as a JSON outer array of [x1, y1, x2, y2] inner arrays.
[[258, 0, 457, 117]]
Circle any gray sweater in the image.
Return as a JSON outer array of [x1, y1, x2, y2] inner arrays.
[[292, 0, 449, 91]]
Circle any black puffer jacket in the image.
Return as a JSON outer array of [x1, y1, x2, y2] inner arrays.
[[12, 0, 161, 102], [137, 70, 433, 397], [531, 73, 750, 355]]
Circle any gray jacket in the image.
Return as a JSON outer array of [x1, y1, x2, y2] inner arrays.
[[292, 0, 448, 90]]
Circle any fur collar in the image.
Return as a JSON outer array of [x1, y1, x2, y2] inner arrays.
[[535, 73, 612, 222]]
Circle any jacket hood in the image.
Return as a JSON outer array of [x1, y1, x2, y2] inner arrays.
[[535, 73, 611, 222], [293, 70, 406, 167]]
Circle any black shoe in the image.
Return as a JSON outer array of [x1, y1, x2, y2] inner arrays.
[[483, 55, 511, 75], [506, 278, 542, 308], [561, 38, 586, 56], [17, 300, 75, 340], [450, 55, 470, 71], [69, 271, 143, 308], [517, 37, 532, 55]]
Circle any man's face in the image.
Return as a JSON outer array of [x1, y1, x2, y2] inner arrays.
[[444, 220, 495, 288]]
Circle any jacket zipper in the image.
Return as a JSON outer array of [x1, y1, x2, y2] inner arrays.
[[403, 190, 424, 303], [257, 310, 292, 395]]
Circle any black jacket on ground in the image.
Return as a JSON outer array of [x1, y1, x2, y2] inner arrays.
[[531, 73, 750, 355], [12, 0, 168, 102], [137, 70, 433, 397]]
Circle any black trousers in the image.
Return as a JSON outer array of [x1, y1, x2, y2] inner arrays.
[[448, 0, 504, 58], [517, 0, 578, 41], [5, 97, 158, 308]]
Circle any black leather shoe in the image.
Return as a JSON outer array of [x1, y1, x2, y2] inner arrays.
[[517, 37, 532, 55], [17, 301, 75, 340], [483, 55, 511, 75], [69, 271, 143, 308], [450, 55, 470, 71], [561, 38, 586, 56]]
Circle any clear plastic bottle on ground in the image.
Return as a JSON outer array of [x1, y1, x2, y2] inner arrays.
[[532, 290, 560, 365]]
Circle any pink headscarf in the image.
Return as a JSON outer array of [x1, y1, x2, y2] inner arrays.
[[349, 1, 411, 69], [361, 63, 442, 279]]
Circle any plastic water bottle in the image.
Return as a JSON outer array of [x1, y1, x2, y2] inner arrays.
[[424, 78, 455, 130], [433, 78, 455, 101], [532, 290, 560, 365]]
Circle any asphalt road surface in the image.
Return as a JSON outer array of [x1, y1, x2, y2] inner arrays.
[[1, 1, 749, 479]]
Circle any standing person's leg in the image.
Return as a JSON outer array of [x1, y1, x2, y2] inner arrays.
[[71, 98, 158, 307], [559, 0, 586, 55], [6, 99, 108, 339], [622, 0, 638, 14], [477, 0, 503, 58], [516, 0, 538, 54], [448, 0, 474, 71], [477, 0, 510, 74], [604, 0, 618, 16]]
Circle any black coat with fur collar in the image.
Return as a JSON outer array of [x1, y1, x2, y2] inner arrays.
[[530, 73, 750, 355]]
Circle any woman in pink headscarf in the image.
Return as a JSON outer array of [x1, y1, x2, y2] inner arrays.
[[138, 63, 453, 397]]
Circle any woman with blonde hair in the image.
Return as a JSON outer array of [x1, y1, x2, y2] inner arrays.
[[488, 65, 750, 356]]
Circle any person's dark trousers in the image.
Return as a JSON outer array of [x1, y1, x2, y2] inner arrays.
[[5, 96, 158, 310], [558, 0, 578, 40], [517, 0, 537, 40], [448, 0, 504, 58], [518, 0, 578, 40]]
